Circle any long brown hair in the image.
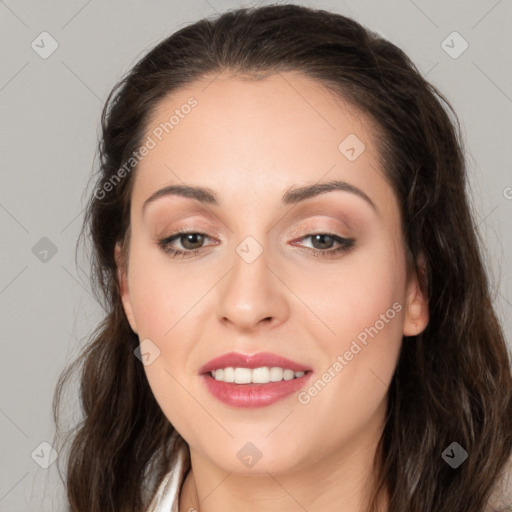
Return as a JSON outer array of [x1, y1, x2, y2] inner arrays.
[[53, 4, 512, 511]]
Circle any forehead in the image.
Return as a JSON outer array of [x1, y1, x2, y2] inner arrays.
[[131, 70, 395, 220], [146, 70, 374, 157]]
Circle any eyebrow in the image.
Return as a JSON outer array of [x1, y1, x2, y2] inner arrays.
[[142, 180, 378, 213]]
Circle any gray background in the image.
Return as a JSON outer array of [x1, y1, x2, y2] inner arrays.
[[1, 0, 511, 510]]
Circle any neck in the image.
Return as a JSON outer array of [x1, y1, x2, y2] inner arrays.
[[179, 428, 389, 512]]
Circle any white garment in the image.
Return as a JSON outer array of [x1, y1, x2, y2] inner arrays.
[[145, 432, 190, 512]]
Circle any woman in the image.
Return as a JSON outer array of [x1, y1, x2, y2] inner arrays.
[[53, 4, 512, 511]]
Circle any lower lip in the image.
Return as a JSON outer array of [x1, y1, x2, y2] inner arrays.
[[201, 372, 313, 408]]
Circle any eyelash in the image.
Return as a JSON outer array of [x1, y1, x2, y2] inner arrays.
[[157, 230, 355, 259]]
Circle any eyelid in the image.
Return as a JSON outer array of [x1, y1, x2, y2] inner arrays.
[[285, 217, 355, 246], [155, 210, 356, 245], [160, 223, 352, 243], [290, 223, 352, 239]]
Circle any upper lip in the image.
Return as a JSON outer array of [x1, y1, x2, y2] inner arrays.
[[198, 351, 312, 375]]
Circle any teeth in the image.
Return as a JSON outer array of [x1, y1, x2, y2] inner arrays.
[[211, 367, 306, 384], [252, 367, 270, 383], [235, 368, 252, 384]]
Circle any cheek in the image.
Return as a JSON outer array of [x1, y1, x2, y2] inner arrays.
[[125, 242, 204, 390], [126, 248, 200, 431], [297, 240, 406, 416], [296, 237, 407, 351], [126, 242, 196, 338]]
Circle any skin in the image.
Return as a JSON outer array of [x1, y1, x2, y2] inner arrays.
[[116, 70, 429, 512]]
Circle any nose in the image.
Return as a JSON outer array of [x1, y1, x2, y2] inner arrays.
[[215, 241, 290, 332]]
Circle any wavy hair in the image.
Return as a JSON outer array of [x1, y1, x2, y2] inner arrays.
[[53, 4, 512, 511]]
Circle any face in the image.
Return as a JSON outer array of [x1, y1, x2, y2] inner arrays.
[[116, 71, 428, 477]]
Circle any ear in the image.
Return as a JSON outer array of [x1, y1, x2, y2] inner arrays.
[[115, 242, 138, 334], [403, 252, 429, 337]]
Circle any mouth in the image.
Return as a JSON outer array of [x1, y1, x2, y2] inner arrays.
[[198, 351, 313, 408], [199, 363, 313, 408], [200, 370, 313, 408]]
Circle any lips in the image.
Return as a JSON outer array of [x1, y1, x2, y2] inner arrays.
[[201, 371, 313, 408], [198, 351, 312, 375], [198, 351, 314, 408]]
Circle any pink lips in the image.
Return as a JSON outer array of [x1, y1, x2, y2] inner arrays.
[[198, 351, 313, 408]]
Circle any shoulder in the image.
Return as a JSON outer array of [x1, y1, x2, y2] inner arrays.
[[486, 451, 512, 511]]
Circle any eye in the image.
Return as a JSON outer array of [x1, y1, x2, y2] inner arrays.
[[292, 233, 355, 258], [158, 231, 213, 258], [157, 231, 355, 259]]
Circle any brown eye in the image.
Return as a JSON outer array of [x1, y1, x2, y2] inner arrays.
[[178, 233, 206, 250], [309, 234, 336, 250], [158, 231, 214, 258]]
